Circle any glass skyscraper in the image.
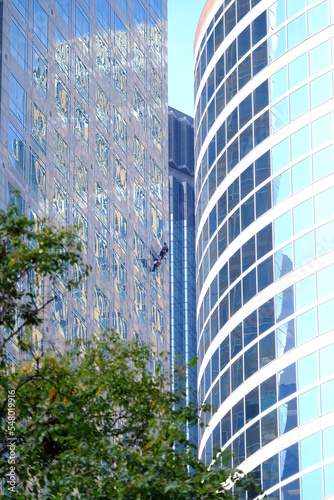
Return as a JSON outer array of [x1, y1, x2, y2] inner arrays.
[[194, 0, 334, 498], [168, 106, 197, 445], [0, 0, 169, 366]]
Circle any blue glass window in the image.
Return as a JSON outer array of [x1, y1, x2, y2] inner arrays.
[[258, 256, 273, 292], [211, 306, 219, 340], [244, 309, 257, 346], [218, 192, 227, 225], [221, 409, 231, 445], [231, 322, 242, 357], [259, 298, 274, 334], [262, 454, 279, 491], [255, 151, 270, 187], [226, 70, 237, 104], [254, 111, 269, 146], [219, 295, 229, 328], [257, 225, 272, 260], [216, 54, 224, 86], [207, 70, 215, 101], [238, 26, 250, 59], [261, 375, 277, 411], [245, 386, 259, 422], [256, 182, 271, 218], [230, 249, 241, 283], [34, 0, 48, 49], [228, 178, 239, 211], [244, 343, 258, 379], [240, 164, 253, 198], [219, 263, 228, 297], [216, 121, 226, 153], [241, 196, 254, 230], [210, 236, 217, 270], [209, 205, 217, 237], [242, 236, 255, 272], [278, 363, 296, 400], [207, 33, 214, 64], [231, 356, 243, 390], [220, 336, 230, 371], [239, 95, 252, 128], [230, 281, 242, 316], [227, 138, 238, 172], [239, 125, 253, 159], [227, 109, 238, 143], [279, 398, 297, 435], [253, 80, 269, 115], [253, 41, 267, 76], [217, 153, 226, 186], [228, 208, 240, 242], [246, 420, 260, 457], [225, 2, 236, 36], [215, 18, 224, 51], [218, 223, 227, 256], [226, 40, 237, 73], [259, 331, 275, 367], [252, 11, 267, 45], [280, 443, 299, 481], [232, 399, 244, 433], [262, 409, 278, 445]]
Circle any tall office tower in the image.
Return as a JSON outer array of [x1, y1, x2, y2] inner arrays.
[[168, 106, 197, 445], [0, 0, 169, 366], [194, 0, 334, 498]]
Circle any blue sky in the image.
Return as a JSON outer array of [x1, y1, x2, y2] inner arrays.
[[168, 0, 207, 117]]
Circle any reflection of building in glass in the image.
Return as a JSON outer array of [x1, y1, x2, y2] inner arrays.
[[1, 0, 168, 365], [194, 1, 334, 498], [168, 107, 196, 445]]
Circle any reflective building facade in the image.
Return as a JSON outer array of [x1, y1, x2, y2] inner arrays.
[[0, 0, 169, 365], [194, 1, 334, 498], [168, 106, 197, 445]]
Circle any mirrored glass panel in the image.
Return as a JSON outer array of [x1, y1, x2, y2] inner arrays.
[[94, 285, 109, 330], [113, 251, 127, 299], [30, 150, 46, 202], [96, 32, 110, 79], [95, 228, 110, 279], [113, 205, 127, 254]]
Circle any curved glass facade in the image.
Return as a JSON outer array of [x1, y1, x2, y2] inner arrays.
[[194, 1, 334, 498]]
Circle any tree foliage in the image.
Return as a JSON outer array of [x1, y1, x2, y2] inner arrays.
[[0, 204, 259, 498]]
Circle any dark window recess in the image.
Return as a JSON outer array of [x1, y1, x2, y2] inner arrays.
[[226, 69, 237, 104], [240, 125, 253, 160], [243, 267, 256, 303], [244, 312, 258, 350], [258, 297, 274, 334], [257, 223, 272, 259], [241, 195, 254, 230], [239, 94, 253, 128], [231, 322, 242, 357], [226, 40, 237, 73], [227, 108, 238, 142], [241, 164, 254, 198], [217, 152, 226, 186], [253, 80, 269, 115], [238, 25, 251, 59], [219, 262, 228, 297], [255, 150, 270, 186], [242, 235, 256, 272], [225, 2, 236, 36], [228, 177, 240, 212], [252, 40, 268, 76], [256, 181, 271, 218], [238, 55, 251, 89]]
